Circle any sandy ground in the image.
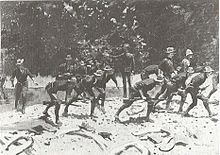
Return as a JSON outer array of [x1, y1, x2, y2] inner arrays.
[[0, 75, 219, 155]]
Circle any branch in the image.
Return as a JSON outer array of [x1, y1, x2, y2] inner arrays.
[[108, 141, 150, 155], [65, 130, 108, 151], [5, 136, 34, 155]]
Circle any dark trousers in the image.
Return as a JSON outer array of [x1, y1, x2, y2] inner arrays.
[[15, 82, 28, 111], [121, 71, 132, 98]]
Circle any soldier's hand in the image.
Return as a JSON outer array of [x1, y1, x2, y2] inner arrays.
[[34, 82, 39, 86]]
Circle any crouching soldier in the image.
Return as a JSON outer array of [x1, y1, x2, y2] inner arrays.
[[183, 66, 215, 117], [115, 76, 164, 123], [43, 82, 62, 124], [62, 70, 106, 117]]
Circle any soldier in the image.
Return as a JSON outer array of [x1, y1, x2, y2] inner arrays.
[[183, 66, 215, 117], [103, 45, 134, 98], [10, 59, 38, 114], [155, 47, 176, 109], [181, 49, 194, 72], [119, 43, 135, 98], [115, 76, 164, 123], [43, 77, 78, 124], [63, 70, 106, 117]]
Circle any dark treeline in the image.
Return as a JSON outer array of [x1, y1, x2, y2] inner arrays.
[[1, 0, 218, 76]]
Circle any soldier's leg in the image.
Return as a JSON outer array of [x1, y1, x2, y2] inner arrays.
[[21, 86, 28, 114], [54, 100, 61, 124], [96, 87, 106, 113], [121, 71, 127, 98], [14, 83, 22, 110], [110, 74, 119, 89], [178, 90, 187, 113], [146, 100, 154, 122], [165, 84, 177, 110], [127, 72, 132, 89], [86, 89, 96, 116], [115, 89, 138, 117], [95, 87, 105, 105], [43, 89, 56, 116], [63, 96, 78, 116], [183, 88, 198, 116], [198, 95, 212, 116]]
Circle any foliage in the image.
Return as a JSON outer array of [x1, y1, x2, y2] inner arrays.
[[1, 0, 218, 75]]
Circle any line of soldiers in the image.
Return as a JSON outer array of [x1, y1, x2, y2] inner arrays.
[[9, 45, 218, 125], [117, 47, 218, 123]]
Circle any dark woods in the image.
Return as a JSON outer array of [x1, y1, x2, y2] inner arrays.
[[1, 0, 218, 75]]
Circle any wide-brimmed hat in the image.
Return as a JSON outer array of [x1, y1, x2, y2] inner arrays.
[[187, 67, 194, 74], [165, 47, 175, 54], [94, 70, 103, 77], [204, 66, 214, 73], [186, 49, 193, 56], [154, 75, 164, 83], [16, 59, 24, 65], [65, 54, 72, 61], [103, 65, 112, 71]]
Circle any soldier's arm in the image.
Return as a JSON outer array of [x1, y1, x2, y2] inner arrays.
[[27, 69, 38, 85]]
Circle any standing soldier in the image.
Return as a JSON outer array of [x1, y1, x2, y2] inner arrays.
[[181, 49, 194, 72], [120, 43, 135, 98], [10, 59, 38, 114], [103, 45, 135, 98]]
